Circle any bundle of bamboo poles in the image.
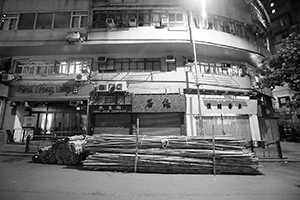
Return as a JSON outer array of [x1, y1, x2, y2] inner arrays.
[[32, 136, 87, 165], [82, 134, 261, 175]]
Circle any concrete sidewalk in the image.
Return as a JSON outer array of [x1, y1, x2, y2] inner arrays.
[[280, 141, 300, 161]]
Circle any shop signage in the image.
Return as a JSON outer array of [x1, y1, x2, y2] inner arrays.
[[22, 116, 37, 128], [133, 94, 186, 113], [90, 105, 132, 113], [19, 84, 76, 95]]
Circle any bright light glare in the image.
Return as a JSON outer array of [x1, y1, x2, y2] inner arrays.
[[201, 0, 206, 18]]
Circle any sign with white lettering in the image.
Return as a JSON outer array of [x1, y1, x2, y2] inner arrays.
[[22, 116, 37, 128], [90, 105, 132, 113]]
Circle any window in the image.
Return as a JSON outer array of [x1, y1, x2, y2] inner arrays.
[[18, 13, 36, 30], [92, 10, 107, 28], [235, 22, 244, 37], [56, 60, 91, 74], [278, 96, 291, 108], [220, 18, 230, 33], [33, 103, 87, 136], [200, 62, 208, 73], [15, 61, 56, 75], [1, 13, 18, 30], [14, 60, 91, 75], [123, 10, 137, 26], [168, 12, 183, 27], [72, 11, 88, 28], [138, 10, 151, 26], [36, 61, 55, 75], [152, 11, 168, 25], [114, 59, 130, 71], [110, 0, 136, 3], [54, 12, 71, 28], [169, 13, 183, 22], [36, 12, 53, 29], [215, 63, 223, 75], [113, 58, 161, 72], [207, 18, 214, 29], [108, 10, 123, 27]]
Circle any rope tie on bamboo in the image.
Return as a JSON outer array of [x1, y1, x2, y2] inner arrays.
[[161, 138, 169, 149], [185, 136, 188, 147], [139, 135, 145, 148]]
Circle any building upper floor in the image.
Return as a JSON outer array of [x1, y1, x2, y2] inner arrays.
[[0, 0, 273, 57]]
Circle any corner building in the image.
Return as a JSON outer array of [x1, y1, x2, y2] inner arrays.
[[0, 0, 277, 144]]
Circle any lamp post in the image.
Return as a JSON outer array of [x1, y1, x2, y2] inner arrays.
[[189, 10, 203, 136]]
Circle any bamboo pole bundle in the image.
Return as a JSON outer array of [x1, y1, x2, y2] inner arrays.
[[85, 134, 248, 151], [32, 137, 87, 165], [82, 134, 261, 175]]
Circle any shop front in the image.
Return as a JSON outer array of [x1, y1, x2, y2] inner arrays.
[[132, 94, 186, 136], [90, 93, 186, 136], [186, 94, 260, 140], [4, 82, 92, 142]]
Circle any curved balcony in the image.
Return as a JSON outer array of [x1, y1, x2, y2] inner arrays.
[[0, 26, 269, 69]]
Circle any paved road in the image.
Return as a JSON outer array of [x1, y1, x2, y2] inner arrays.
[[0, 155, 299, 200]]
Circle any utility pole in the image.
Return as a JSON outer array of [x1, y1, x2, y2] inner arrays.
[[189, 11, 203, 136]]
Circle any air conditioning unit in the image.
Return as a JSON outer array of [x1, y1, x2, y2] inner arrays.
[[161, 17, 169, 26], [97, 83, 109, 92], [97, 56, 107, 63], [70, 100, 77, 107], [66, 32, 80, 42], [20, 102, 29, 107], [165, 55, 176, 63], [184, 58, 194, 64], [0, 74, 14, 81], [115, 82, 127, 91], [129, 18, 137, 27], [69, 100, 83, 107], [75, 73, 87, 81], [106, 18, 115, 28]]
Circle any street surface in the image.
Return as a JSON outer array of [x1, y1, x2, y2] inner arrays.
[[0, 155, 299, 200]]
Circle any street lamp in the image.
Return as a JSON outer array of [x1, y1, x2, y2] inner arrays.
[[188, 0, 206, 136]]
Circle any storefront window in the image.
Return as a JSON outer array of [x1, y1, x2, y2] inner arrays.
[[32, 102, 87, 138], [63, 113, 70, 131], [37, 113, 54, 134]]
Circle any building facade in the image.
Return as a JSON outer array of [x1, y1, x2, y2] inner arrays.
[[261, 0, 300, 51], [0, 0, 278, 145]]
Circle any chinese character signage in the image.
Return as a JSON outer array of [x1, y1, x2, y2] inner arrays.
[[133, 94, 185, 113], [91, 105, 132, 113]]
